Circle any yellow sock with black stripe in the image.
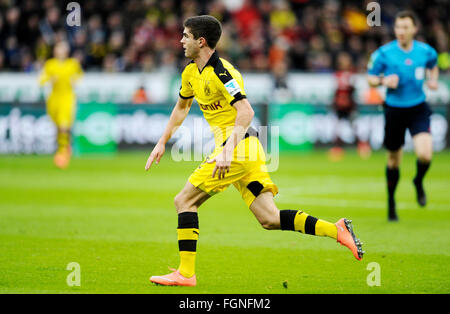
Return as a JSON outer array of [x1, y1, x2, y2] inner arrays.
[[57, 131, 70, 153], [279, 210, 337, 239], [177, 212, 199, 278]]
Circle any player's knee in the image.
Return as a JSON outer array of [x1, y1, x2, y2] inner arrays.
[[387, 152, 401, 167], [417, 152, 432, 164], [174, 193, 197, 213], [174, 193, 185, 213], [260, 216, 280, 230]]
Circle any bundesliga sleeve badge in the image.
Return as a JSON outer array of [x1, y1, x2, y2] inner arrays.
[[224, 79, 241, 97]]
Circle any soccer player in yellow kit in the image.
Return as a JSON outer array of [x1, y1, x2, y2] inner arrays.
[[146, 16, 364, 287], [39, 41, 83, 168]]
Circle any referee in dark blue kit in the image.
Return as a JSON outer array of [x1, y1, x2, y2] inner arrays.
[[367, 10, 439, 221]]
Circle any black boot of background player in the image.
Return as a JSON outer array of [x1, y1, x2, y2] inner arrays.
[[388, 197, 398, 222], [413, 160, 430, 207], [386, 167, 400, 222], [413, 177, 427, 207]]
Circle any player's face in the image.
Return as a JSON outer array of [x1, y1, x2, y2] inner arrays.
[[394, 17, 417, 46], [180, 28, 200, 59], [54, 43, 69, 59]]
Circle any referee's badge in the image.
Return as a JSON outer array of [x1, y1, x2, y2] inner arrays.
[[415, 67, 425, 80]]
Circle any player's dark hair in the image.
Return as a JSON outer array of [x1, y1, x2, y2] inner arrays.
[[183, 15, 222, 49], [395, 10, 419, 26]]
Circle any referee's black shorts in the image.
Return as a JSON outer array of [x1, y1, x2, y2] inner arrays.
[[383, 102, 432, 151]]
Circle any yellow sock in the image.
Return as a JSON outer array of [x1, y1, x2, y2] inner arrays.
[[315, 219, 338, 239], [57, 131, 70, 153], [178, 251, 196, 278], [177, 227, 199, 278], [280, 210, 337, 239]]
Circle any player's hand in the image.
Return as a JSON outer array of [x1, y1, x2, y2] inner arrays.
[[427, 80, 439, 90], [207, 151, 232, 180], [382, 74, 399, 89], [145, 142, 165, 171]]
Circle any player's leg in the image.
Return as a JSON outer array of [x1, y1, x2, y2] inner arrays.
[[409, 102, 433, 207], [386, 149, 402, 221], [57, 95, 76, 154], [150, 181, 210, 286], [234, 136, 362, 260], [151, 146, 248, 286], [53, 129, 72, 169], [383, 105, 406, 221], [249, 192, 336, 236], [51, 94, 75, 168], [57, 127, 71, 154], [412, 132, 432, 206], [174, 181, 210, 277], [248, 192, 363, 260], [47, 97, 67, 168], [174, 180, 211, 214]]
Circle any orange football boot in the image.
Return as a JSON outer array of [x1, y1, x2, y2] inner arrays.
[[54, 151, 70, 169], [336, 218, 364, 261], [150, 268, 197, 287]]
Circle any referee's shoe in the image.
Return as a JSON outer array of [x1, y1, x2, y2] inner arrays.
[[413, 178, 427, 207]]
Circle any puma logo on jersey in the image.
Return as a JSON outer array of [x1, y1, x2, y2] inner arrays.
[[219, 72, 227, 76]]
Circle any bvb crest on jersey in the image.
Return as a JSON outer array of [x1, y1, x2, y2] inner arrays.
[[204, 81, 211, 96]]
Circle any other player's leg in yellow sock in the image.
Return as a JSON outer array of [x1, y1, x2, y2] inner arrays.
[[54, 128, 72, 168], [279, 210, 337, 239], [57, 129, 71, 153], [177, 212, 199, 278]]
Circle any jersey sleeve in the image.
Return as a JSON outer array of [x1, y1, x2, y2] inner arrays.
[[70, 59, 83, 82], [74, 60, 84, 80], [214, 66, 247, 105], [38, 61, 51, 86], [367, 49, 386, 76], [179, 66, 194, 99], [425, 46, 438, 69]]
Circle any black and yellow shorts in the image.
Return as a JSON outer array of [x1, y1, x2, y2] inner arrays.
[[46, 91, 76, 129], [188, 135, 278, 208]]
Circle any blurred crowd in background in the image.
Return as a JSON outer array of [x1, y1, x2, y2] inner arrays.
[[0, 0, 449, 75]]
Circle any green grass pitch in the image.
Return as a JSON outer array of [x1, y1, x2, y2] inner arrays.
[[0, 150, 449, 294]]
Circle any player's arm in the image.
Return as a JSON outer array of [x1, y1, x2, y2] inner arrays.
[[71, 60, 84, 86], [38, 62, 51, 86], [367, 74, 399, 89], [425, 46, 439, 90], [367, 75, 382, 87], [367, 49, 399, 89], [207, 98, 254, 179], [222, 98, 254, 153], [145, 96, 193, 171], [426, 65, 439, 90]]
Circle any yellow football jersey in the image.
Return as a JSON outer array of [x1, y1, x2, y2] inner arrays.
[[39, 58, 83, 128], [39, 58, 83, 94], [182, 51, 278, 207], [179, 51, 247, 147]]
